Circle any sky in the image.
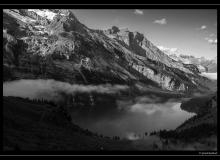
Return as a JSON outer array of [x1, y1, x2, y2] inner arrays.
[[71, 9, 217, 60]]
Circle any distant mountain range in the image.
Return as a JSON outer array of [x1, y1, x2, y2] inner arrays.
[[3, 9, 215, 94], [158, 47, 217, 73]]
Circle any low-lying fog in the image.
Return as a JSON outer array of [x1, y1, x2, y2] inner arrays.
[[200, 72, 217, 80], [3, 79, 195, 140], [3, 79, 128, 101]]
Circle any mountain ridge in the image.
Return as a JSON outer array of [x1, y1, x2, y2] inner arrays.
[[159, 47, 217, 73], [3, 9, 215, 94]]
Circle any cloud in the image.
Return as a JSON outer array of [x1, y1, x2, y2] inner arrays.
[[154, 18, 167, 25], [3, 79, 129, 102], [209, 39, 217, 44], [134, 9, 144, 15], [157, 46, 178, 53], [205, 37, 217, 45], [200, 25, 207, 30]]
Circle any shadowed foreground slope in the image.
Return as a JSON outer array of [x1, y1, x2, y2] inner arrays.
[[3, 96, 135, 151], [3, 95, 217, 151]]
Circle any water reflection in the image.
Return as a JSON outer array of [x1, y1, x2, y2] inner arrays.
[[71, 98, 195, 139], [3, 79, 196, 140]]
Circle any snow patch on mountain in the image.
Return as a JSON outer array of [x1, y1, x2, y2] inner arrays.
[[106, 34, 116, 39], [197, 65, 206, 72], [157, 46, 178, 55], [28, 9, 57, 20]]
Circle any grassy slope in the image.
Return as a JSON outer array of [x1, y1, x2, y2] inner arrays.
[[3, 96, 135, 151]]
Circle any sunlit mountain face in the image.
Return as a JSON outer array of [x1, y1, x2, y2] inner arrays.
[[3, 9, 216, 94]]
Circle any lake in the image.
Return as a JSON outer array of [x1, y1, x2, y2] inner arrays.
[[70, 97, 195, 140], [3, 79, 196, 140]]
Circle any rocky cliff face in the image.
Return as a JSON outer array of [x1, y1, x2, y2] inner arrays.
[[3, 9, 214, 93]]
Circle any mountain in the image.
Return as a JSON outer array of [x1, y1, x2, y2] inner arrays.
[[159, 47, 217, 73], [3, 9, 215, 94], [175, 55, 217, 73]]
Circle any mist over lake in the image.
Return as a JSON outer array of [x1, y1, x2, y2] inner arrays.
[[71, 100, 195, 139], [3, 79, 195, 140]]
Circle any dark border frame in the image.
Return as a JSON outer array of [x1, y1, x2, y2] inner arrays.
[[1, 4, 219, 156]]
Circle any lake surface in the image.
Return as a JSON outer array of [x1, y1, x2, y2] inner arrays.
[[70, 97, 195, 140], [3, 79, 196, 140]]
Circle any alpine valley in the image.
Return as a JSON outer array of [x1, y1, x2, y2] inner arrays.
[[3, 9, 217, 151]]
